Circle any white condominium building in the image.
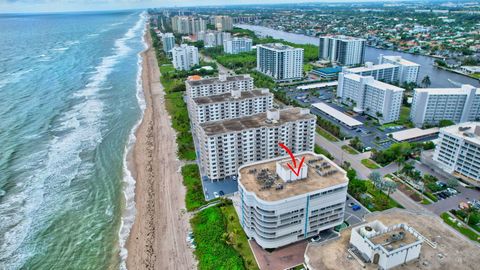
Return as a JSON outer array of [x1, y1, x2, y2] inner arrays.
[[410, 84, 480, 127], [224, 37, 253, 54], [197, 31, 231, 48], [185, 74, 254, 99], [198, 108, 316, 181], [171, 44, 199, 71], [237, 152, 348, 249], [378, 55, 420, 84], [257, 43, 304, 82], [337, 73, 404, 124], [214, 15, 233, 31], [343, 62, 400, 83], [161, 33, 175, 55], [190, 88, 273, 129], [319, 35, 366, 66], [350, 221, 424, 270], [433, 122, 480, 185], [171, 16, 207, 34]]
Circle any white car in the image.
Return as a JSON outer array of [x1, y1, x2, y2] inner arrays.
[[213, 192, 220, 198], [310, 235, 322, 243]]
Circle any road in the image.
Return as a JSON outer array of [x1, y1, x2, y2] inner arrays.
[[315, 133, 371, 179]]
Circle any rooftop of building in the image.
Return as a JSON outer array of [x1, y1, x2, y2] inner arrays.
[[315, 66, 342, 74], [311, 102, 363, 127], [389, 127, 439, 142], [345, 63, 398, 73], [304, 208, 480, 270], [365, 223, 421, 251], [199, 107, 315, 135], [343, 73, 404, 92], [239, 153, 348, 202], [381, 55, 420, 67], [258, 43, 303, 51], [186, 74, 252, 86], [192, 89, 271, 105], [441, 122, 480, 145], [320, 35, 366, 42], [414, 84, 479, 95]]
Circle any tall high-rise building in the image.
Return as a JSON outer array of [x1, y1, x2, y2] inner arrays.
[[185, 74, 254, 99], [237, 152, 348, 249], [319, 35, 366, 66], [171, 16, 207, 34], [378, 55, 420, 84], [161, 33, 175, 55], [433, 122, 480, 185], [337, 73, 404, 124], [343, 62, 400, 83], [171, 44, 199, 71], [198, 108, 316, 181], [224, 37, 253, 54], [189, 88, 273, 131], [410, 85, 480, 127], [214, 15, 233, 31], [197, 31, 231, 48], [257, 43, 304, 82]]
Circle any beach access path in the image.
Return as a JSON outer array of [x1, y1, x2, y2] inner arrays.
[[125, 28, 196, 270]]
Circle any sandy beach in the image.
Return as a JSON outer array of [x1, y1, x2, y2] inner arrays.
[[125, 28, 196, 270]]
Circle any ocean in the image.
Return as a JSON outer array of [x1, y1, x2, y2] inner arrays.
[[0, 11, 146, 269]]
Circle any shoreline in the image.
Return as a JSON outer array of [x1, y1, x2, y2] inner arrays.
[[125, 25, 196, 270]]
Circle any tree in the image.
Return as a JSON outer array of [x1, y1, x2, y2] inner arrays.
[[383, 180, 398, 198], [369, 171, 383, 188], [447, 178, 459, 188], [347, 169, 357, 181], [439, 119, 455, 127], [421, 75, 431, 88]]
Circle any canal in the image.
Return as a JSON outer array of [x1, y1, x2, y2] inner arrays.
[[237, 24, 479, 88]]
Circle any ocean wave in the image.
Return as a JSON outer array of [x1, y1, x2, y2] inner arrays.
[[0, 12, 146, 269], [0, 68, 33, 89], [118, 11, 147, 270]]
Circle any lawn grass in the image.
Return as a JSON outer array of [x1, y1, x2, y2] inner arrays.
[[470, 73, 480, 79], [342, 145, 359, 155], [191, 206, 247, 270], [182, 164, 208, 211], [361, 158, 381, 169], [440, 212, 480, 243], [314, 144, 334, 160], [421, 198, 431, 205], [164, 92, 196, 160], [316, 127, 339, 142], [220, 205, 260, 270], [395, 106, 414, 127]]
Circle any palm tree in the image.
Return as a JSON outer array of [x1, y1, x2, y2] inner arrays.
[[369, 171, 383, 188], [421, 75, 431, 88], [383, 180, 397, 198]]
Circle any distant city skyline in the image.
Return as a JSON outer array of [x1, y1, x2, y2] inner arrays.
[[1, 0, 403, 13]]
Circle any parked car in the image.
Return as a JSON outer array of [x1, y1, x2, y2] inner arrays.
[[348, 202, 355, 208], [352, 205, 361, 211], [219, 190, 225, 196], [310, 235, 322, 243], [213, 192, 219, 198]]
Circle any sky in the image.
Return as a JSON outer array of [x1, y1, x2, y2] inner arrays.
[[0, 0, 390, 13]]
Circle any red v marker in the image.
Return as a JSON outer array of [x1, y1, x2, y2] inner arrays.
[[278, 143, 305, 176]]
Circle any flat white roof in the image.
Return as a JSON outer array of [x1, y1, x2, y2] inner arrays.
[[312, 102, 363, 127], [442, 122, 480, 145], [297, 81, 338, 90], [344, 73, 404, 92], [414, 85, 479, 95], [382, 55, 420, 67], [389, 127, 439, 141], [346, 63, 397, 73]]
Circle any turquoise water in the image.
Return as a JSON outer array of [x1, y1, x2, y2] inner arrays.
[[0, 11, 146, 269]]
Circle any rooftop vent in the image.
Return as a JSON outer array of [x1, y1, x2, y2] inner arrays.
[[458, 126, 471, 132], [267, 109, 280, 122], [231, 89, 241, 99], [219, 73, 227, 81]]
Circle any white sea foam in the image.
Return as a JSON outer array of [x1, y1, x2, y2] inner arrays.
[[118, 11, 147, 270], [0, 12, 146, 269], [0, 69, 33, 89]]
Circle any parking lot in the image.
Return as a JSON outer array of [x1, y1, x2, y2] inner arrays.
[[202, 175, 239, 201]]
